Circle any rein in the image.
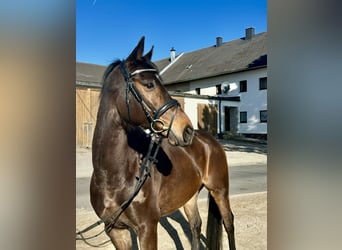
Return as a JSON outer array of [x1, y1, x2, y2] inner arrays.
[[76, 133, 163, 247]]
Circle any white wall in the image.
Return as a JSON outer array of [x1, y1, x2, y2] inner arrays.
[[183, 97, 215, 130], [225, 69, 267, 134], [183, 68, 267, 134]]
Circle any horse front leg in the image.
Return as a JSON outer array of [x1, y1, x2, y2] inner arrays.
[[106, 228, 132, 250], [137, 221, 158, 250], [183, 192, 202, 250]]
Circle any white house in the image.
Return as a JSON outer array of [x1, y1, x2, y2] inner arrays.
[[75, 27, 267, 147], [155, 28, 267, 139]]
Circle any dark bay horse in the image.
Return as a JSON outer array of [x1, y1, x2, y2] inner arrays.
[[90, 37, 235, 249]]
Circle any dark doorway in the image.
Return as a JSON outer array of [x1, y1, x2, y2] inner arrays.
[[224, 106, 230, 131]]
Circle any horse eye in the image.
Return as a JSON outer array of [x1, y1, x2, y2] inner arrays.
[[145, 82, 155, 89]]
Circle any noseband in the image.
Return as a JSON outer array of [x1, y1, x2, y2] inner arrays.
[[120, 60, 179, 135]]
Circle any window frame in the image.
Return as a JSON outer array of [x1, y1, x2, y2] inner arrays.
[[216, 84, 222, 95], [259, 77, 267, 90], [240, 111, 247, 123], [260, 110, 267, 123], [239, 80, 247, 92]]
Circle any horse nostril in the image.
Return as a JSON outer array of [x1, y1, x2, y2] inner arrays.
[[183, 126, 194, 144]]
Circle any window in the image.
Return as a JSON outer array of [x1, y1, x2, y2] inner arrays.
[[240, 111, 247, 123], [260, 110, 267, 123], [195, 88, 200, 95], [259, 77, 267, 90], [216, 84, 222, 95], [240, 80, 247, 92]]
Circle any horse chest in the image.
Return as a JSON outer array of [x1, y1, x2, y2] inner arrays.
[[157, 167, 202, 215]]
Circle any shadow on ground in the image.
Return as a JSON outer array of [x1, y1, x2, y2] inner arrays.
[[218, 139, 267, 154], [127, 209, 207, 250]]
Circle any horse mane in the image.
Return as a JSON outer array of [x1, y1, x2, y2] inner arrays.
[[100, 60, 121, 100], [103, 60, 121, 81]]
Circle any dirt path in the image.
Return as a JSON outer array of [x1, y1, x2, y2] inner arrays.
[[76, 192, 267, 249]]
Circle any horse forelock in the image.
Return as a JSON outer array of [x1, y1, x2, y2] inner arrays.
[[127, 59, 158, 73]]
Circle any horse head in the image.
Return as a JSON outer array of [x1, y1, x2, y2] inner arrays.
[[106, 37, 194, 146]]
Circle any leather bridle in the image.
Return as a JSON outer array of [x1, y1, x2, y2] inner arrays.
[[120, 60, 179, 136]]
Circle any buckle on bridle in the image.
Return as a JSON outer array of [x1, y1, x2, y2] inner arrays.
[[150, 119, 168, 133]]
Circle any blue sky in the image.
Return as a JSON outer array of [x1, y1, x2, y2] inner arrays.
[[77, 0, 267, 66]]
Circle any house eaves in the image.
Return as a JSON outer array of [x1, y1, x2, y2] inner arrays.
[[76, 80, 102, 88], [170, 91, 240, 102]]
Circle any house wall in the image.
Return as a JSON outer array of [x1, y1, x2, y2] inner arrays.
[[225, 68, 267, 134], [183, 97, 216, 130], [177, 68, 267, 135], [179, 96, 240, 135]]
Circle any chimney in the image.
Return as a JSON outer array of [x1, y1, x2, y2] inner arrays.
[[245, 27, 255, 40], [216, 36, 223, 47], [170, 47, 176, 62]]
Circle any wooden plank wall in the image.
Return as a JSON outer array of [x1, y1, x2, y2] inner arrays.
[[76, 87, 100, 147]]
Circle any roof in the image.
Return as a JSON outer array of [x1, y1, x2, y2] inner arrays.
[[76, 31, 267, 87], [76, 62, 106, 84], [154, 32, 267, 85], [154, 57, 170, 72]]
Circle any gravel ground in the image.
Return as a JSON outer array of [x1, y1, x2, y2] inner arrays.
[[76, 192, 266, 250]]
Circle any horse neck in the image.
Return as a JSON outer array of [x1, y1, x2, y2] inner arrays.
[[92, 99, 130, 170]]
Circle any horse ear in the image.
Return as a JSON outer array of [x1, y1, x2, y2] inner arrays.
[[127, 36, 145, 62], [143, 46, 154, 62]]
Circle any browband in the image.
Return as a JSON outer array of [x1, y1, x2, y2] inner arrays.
[[130, 68, 157, 76]]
